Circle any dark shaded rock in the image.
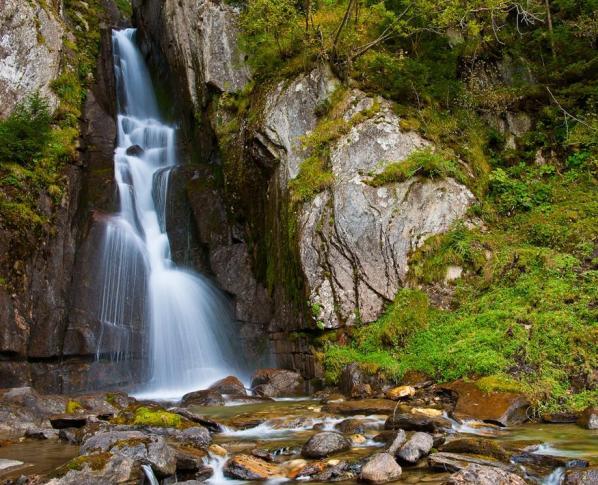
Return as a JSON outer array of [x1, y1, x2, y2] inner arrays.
[[441, 381, 529, 426], [563, 466, 598, 484], [428, 452, 514, 473], [334, 418, 366, 434], [181, 390, 225, 407], [542, 412, 579, 424], [510, 453, 588, 479], [250, 368, 304, 397], [223, 454, 282, 480], [397, 432, 433, 464], [312, 461, 354, 481], [385, 412, 452, 433], [58, 428, 80, 445], [323, 399, 401, 416], [195, 465, 215, 481], [339, 363, 377, 398], [361, 452, 402, 483], [24, 427, 59, 440], [174, 448, 204, 473], [443, 464, 527, 484], [576, 407, 598, 429], [208, 376, 246, 396], [168, 407, 224, 432], [301, 431, 351, 458], [49, 414, 89, 429], [440, 437, 511, 462], [125, 144, 144, 156]]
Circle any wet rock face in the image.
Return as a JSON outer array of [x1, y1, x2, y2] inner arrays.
[[135, 0, 249, 109], [301, 431, 351, 458], [258, 69, 475, 330], [299, 93, 474, 328], [0, 0, 64, 117]]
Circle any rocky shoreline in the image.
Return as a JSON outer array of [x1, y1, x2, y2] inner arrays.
[[0, 369, 596, 484]]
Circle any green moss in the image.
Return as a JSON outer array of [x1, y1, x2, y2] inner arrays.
[[114, 0, 132, 17], [65, 400, 83, 414], [133, 407, 182, 428], [368, 148, 466, 187], [289, 156, 334, 204], [476, 375, 526, 394], [324, 156, 598, 412]]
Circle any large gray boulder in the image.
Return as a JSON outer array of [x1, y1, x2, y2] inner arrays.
[[258, 72, 475, 329], [0, 0, 64, 117], [301, 431, 351, 458], [299, 93, 474, 328]]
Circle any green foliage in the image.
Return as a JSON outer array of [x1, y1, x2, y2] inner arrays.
[[369, 148, 465, 187], [0, 93, 52, 167], [115, 0, 132, 17], [133, 407, 182, 428], [324, 158, 598, 412]]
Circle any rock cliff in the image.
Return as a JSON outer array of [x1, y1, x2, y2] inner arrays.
[[133, 1, 475, 377], [0, 0, 64, 117], [0, 0, 129, 392]]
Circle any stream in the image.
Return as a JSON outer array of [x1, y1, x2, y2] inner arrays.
[[1, 398, 595, 484]]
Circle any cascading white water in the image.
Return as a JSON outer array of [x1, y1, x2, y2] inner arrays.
[[101, 28, 245, 400]]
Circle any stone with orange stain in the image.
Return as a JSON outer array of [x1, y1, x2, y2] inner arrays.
[[223, 454, 283, 480], [386, 386, 416, 400], [441, 381, 529, 427]]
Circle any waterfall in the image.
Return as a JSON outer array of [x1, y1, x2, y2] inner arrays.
[[97, 28, 245, 400]]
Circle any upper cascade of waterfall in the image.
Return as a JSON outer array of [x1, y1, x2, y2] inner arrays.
[[98, 28, 248, 400]]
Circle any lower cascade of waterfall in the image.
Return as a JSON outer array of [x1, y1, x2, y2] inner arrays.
[[95, 28, 246, 400]]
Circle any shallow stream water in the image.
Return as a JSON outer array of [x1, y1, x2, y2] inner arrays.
[[0, 399, 595, 483]]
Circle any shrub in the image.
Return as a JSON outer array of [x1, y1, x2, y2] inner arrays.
[[0, 93, 52, 168]]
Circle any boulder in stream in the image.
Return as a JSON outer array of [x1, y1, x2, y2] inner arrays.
[[301, 431, 351, 458], [208, 375, 247, 396], [385, 412, 452, 433], [576, 407, 598, 430], [360, 452, 402, 483], [439, 437, 511, 462], [443, 463, 526, 485], [441, 381, 529, 426], [181, 389, 225, 407], [223, 454, 283, 480], [563, 466, 598, 484], [429, 452, 515, 473], [125, 144, 144, 157], [250, 368, 304, 397], [323, 399, 400, 416], [397, 432, 434, 464]]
